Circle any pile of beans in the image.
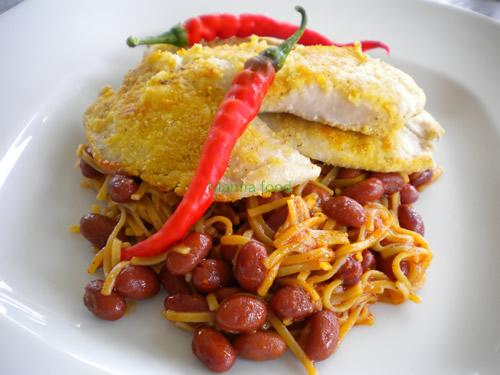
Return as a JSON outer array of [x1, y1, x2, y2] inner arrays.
[[79, 158, 434, 372], [81, 231, 341, 371], [80, 163, 161, 321], [317, 168, 430, 236], [84, 265, 160, 321], [303, 168, 432, 283], [161, 233, 343, 371]]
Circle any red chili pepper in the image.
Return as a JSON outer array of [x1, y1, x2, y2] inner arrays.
[[127, 11, 389, 53], [121, 7, 308, 260]]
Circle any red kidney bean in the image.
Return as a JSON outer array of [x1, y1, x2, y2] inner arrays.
[[108, 174, 139, 203], [299, 310, 340, 362], [192, 259, 233, 293], [270, 286, 315, 323], [192, 326, 237, 372], [370, 172, 405, 194], [233, 331, 286, 361], [164, 293, 209, 312], [361, 250, 377, 272], [302, 182, 331, 207], [398, 205, 425, 235], [287, 319, 307, 338], [83, 280, 126, 321], [266, 206, 289, 232], [234, 241, 268, 292], [342, 178, 384, 205], [220, 245, 238, 263], [335, 256, 363, 287], [347, 228, 361, 243], [165, 232, 213, 275], [377, 253, 396, 281], [215, 287, 244, 303], [400, 184, 419, 204], [211, 222, 228, 235], [323, 196, 366, 228], [216, 294, 267, 334], [209, 205, 237, 235], [159, 266, 189, 295], [337, 168, 364, 179], [409, 169, 433, 187], [378, 254, 398, 278], [114, 265, 159, 300], [79, 159, 103, 179], [376, 254, 409, 281], [80, 213, 125, 249], [259, 196, 287, 230]]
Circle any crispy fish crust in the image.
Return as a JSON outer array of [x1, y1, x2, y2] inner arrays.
[[84, 38, 441, 199], [84, 46, 319, 201], [171, 36, 425, 136], [260, 112, 444, 173]]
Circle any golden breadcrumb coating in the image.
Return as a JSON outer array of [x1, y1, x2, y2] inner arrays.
[[84, 45, 319, 201], [261, 112, 443, 173]]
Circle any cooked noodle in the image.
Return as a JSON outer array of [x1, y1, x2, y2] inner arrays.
[[75, 144, 435, 375]]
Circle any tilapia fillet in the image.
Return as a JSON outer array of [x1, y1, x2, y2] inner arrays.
[[171, 36, 426, 136], [84, 38, 441, 202], [84, 49, 319, 202], [261, 112, 443, 173]]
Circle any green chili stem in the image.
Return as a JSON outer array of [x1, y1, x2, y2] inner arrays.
[[126, 25, 188, 47], [260, 6, 307, 71]]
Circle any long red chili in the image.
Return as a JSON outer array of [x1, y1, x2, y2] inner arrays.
[[126, 11, 389, 53], [121, 7, 308, 260]]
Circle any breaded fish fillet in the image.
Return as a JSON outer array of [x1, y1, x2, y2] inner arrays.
[[173, 36, 426, 136], [84, 47, 319, 201], [260, 112, 444, 173], [218, 118, 320, 201]]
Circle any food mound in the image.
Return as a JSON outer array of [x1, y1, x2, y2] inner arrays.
[[72, 8, 443, 375]]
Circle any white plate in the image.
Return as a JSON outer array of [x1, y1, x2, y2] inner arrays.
[[1, 0, 499, 374]]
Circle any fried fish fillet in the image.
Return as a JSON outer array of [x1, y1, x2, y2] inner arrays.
[[260, 112, 444, 173], [84, 48, 319, 202], [172, 36, 426, 136]]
